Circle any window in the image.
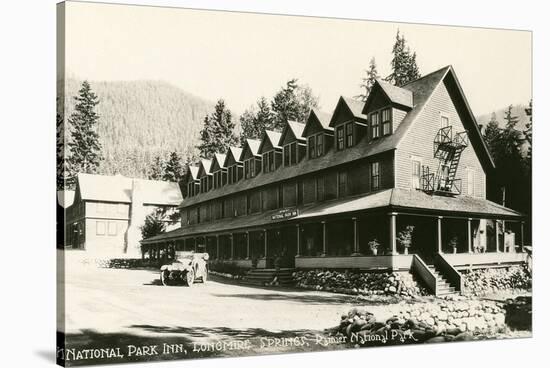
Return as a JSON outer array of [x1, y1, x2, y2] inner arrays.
[[96, 221, 105, 236], [263, 154, 269, 173], [467, 170, 475, 196], [316, 134, 324, 157], [244, 160, 250, 178], [336, 126, 345, 150], [338, 171, 348, 197], [345, 123, 354, 147], [290, 142, 297, 165], [108, 221, 117, 236], [308, 136, 315, 159], [187, 182, 194, 197], [283, 145, 290, 166], [201, 177, 208, 193], [441, 114, 450, 128], [269, 151, 275, 171], [371, 162, 380, 191], [411, 160, 421, 189], [439, 164, 450, 190], [371, 113, 380, 138], [382, 108, 392, 135]]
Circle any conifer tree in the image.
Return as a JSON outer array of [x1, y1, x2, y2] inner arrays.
[[271, 79, 319, 131], [240, 97, 274, 141], [483, 112, 501, 158], [67, 81, 103, 188], [148, 154, 166, 180], [163, 151, 184, 182], [386, 30, 421, 86], [356, 57, 379, 101], [197, 99, 239, 159], [56, 99, 67, 190]]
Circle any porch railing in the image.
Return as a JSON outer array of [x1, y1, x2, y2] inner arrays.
[[435, 253, 463, 294], [411, 254, 438, 295]]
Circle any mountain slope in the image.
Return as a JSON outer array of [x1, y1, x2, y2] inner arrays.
[[476, 104, 529, 132], [61, 78, 214, 178]]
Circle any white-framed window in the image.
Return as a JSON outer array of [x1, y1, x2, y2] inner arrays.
[[108, 221, 117, 236], [440, 113, 450, 129], [371, 113, 380, 138], [336, 125, 345, 150], [382, 108, 392, 135], [345, 122, 354, 147], [316, 134, 324, 157], [467, 169, 475, 196], [411, 159, 421, 189], [308, 136, 316, 159], [371, 162, 380, 191], [96, 221, 106, 236]]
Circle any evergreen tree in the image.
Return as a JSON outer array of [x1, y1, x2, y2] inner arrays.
[[356, 57, 379, 101], [140, 209, 166, 240], [271, 79, 319, 131], [483, 112, 501, 158], [67, 81, 103, 188], [197, 99, 239, 159], [148, 154, 166, 180], [240, 97, 274, 141], [163, 151, 184, 182], [56, 99, 67, 190], [524, 99, 532, 148], [386, 30, 421, 86]]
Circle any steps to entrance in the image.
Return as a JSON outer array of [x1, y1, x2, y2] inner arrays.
[[427, 265, 458, 296], [244, 268, 296, 287]]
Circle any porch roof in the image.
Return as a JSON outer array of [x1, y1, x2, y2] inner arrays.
[[142, 189, 523, 244]]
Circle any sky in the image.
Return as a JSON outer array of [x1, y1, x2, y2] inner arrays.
[[61, 1, 532, 116]]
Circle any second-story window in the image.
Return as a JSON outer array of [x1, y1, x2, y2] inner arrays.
[[371, 113, 380, 139], [262, 154, 269, 173], [200, 177, 208, 193], [411, 160, 421, 189], [345, 122, 354, 147], [283, 145, 290, 166], [269, 151, 275, 171], [316, 134, 324, 157], [244, 158, 256, 179], [336, 125, 345, 150], [371, 162, 380, 191], [187, 181, 194, 197], [308, 136, 315, 159], [441, 114, 450, 128], [290, 142, 297, 165], [382, 108, 392, 135]]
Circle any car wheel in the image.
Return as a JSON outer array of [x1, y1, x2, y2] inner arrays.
[[160, 270, 170, 286], [200, 269, 208, 283], [184, 269, 195, 286]]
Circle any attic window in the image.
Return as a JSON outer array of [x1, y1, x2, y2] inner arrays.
[[382, 108, 392, 135], [336, 126, 345, 150], [440, 114, 450, 128], [345, 122, 354, 147], [371, 113, 380, 139]]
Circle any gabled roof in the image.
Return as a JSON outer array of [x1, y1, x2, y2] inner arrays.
[[224, 146, 243, 167], [197, 159, 212, 177], [76, 173, 182, 206], [259, 130, 282, 153], [187, 165, 199, 181], [242, 139, 261, 159], [212, 153, 227, 170], [279, 120, 306, 146], [329, 96, 368, 127], [366, 79, 414, 111], [303, 109, 333, 137]]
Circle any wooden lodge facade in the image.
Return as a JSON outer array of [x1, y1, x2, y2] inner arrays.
[[141, 66, 526, 287]]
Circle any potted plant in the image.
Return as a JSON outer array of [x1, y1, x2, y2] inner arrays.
[[397, 225, 415, 255], [448, 235, 459, 254], [368, 238, 380, 256]]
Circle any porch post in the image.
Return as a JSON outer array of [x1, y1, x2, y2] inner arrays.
[[390, 213, 397, 255], [351, 217, 360, 255], [263, 229, 268, 258], [230, 234, 234, 259], [321, 221, 327, 256], [216, 235, 220, 259], [495, 220, 501, 253], [520, 221, 525, 252], [246, 231, 250, 259], [296, 224, 301, 257], [437, 216, 443, 254], [467, 218, 473, 254]]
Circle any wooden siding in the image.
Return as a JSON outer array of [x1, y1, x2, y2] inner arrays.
[[392, 108, 408, 133], [395, 80, 486, 198]]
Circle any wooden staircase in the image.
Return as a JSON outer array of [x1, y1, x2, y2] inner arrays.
[[427, 264, 459, 296], [244, 268, 296, 286]]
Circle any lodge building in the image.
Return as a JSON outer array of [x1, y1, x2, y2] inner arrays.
[[142, 66, 526, 292]]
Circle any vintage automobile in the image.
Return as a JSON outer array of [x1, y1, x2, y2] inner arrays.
[[160, 251, 209, 286]]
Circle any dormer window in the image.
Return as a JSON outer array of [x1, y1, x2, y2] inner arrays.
[[308, 133, 325, 159], [308, 136, 315, 158], [262, 151, 276, 173], [283, 142, 298, 166], [371, 113, 380, 139], [345, 122, 354, 147], [200, 177, 209, 193], [382, 108, 392, 135], [316, 134, 324, 156], [336, 126, 345, 150], [228, 165, 238, 184], [187, 181, 194, 197], [244, 158, 257, 179]]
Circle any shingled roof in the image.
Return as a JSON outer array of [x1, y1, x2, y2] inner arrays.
[[213, 153, 227, 170], [373, 79, 414, 109], [77, 173, 182, 206], [144, 188, 522, 243]]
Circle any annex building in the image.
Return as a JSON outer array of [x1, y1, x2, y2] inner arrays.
[[142, 66, 526, 294]]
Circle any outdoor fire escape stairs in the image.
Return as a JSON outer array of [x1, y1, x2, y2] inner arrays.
[[421, 126, 469, 196]]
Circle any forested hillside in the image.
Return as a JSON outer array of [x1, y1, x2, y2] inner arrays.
[[61, 78, 214, 179], [477, 104, 529, 132]]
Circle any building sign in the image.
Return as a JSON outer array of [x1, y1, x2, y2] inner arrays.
[[271, 208, 299, 221]]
